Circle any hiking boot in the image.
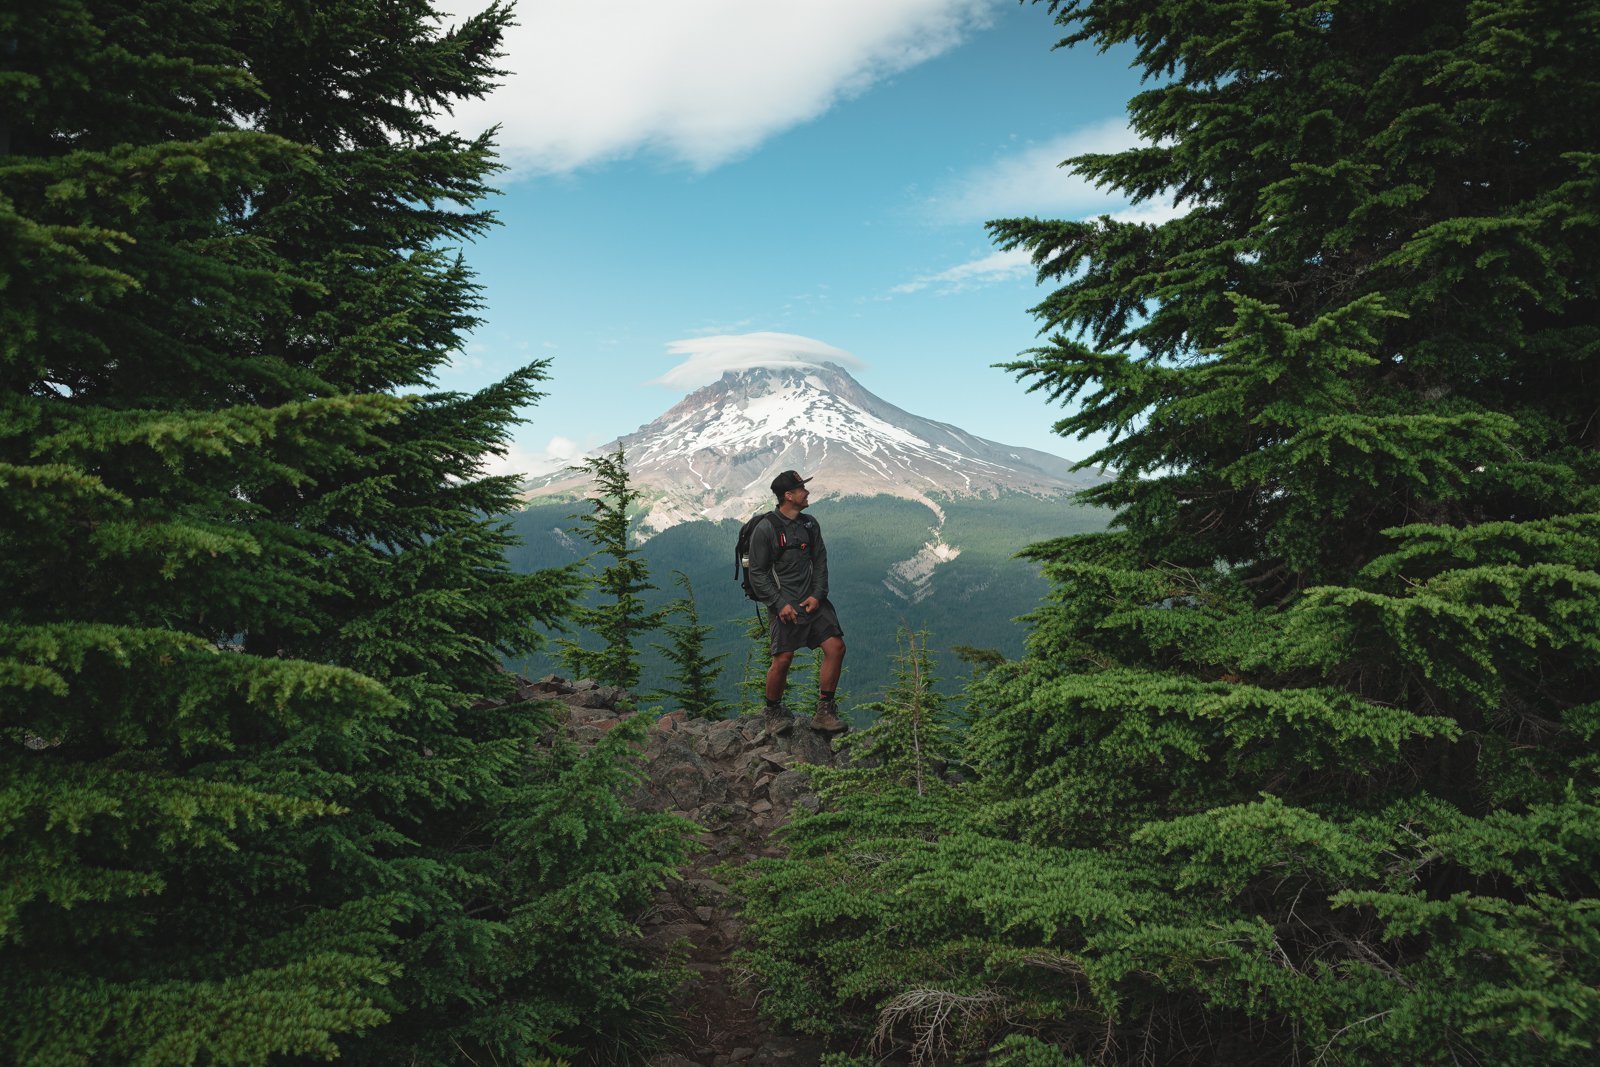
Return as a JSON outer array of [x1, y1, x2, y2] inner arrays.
[[762, 703, 795, 736], [810, 698, 848, 733]]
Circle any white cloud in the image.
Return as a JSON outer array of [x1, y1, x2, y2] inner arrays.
[[443, 350, 486, 374], [891, 246, 1033, 295], [899, 122, 1188, 293], [925, 117, 1147, 223], [892, 197, 1186, 297], [653, 332, 864, 389], [481, 434, 588, 481], [433, 0, 1000, 174], [1108, 198, 1189, 227]]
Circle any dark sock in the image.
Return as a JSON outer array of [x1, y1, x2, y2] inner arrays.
[[819, 690, 835, 701], [765, 698, 783, 709]]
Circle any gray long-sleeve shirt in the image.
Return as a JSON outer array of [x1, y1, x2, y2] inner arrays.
[[747, 511, 829, 610]]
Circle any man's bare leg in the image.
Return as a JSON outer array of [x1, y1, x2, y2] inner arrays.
[[811, 637, 848, 732], [765, 650, 795, 704], [818, 636, 846, 694]]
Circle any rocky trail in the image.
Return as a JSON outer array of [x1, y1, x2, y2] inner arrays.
[[514, 677, 854, 1066]]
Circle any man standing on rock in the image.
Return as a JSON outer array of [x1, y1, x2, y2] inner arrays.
[[748, 470, 848, 733]]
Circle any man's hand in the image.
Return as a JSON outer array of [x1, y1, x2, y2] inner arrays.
[[799, 596, 821, 614], [778, 603, 800, 623]]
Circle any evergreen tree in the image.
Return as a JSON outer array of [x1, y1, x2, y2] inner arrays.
[[851, 630, 954, 794], [1, 2, 685, 1062], [652, 570, 729, 718], [948, 645, 1004, 676], [948, 644, 1005, 725], [736, 609, 770, 715], [738, 1, 1600, 1062], [557, 448, 660, 689]]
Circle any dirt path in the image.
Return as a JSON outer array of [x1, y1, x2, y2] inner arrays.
[[636, 709, 839, 1066], [645, 822, 826, 1066], [521, 677, 847, 1066]]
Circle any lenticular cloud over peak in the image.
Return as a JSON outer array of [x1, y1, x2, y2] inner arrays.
[[653, 332, 865, 389]]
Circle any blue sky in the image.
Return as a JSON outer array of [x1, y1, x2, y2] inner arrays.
[[432, 0, 1167, 477]]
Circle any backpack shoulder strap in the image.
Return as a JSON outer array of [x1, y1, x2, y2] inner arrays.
[[764, 511, 799, 555], [740, 512, 781, 554]]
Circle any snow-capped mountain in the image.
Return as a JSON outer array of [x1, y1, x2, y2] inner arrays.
[[525, 362, 1099, 537]]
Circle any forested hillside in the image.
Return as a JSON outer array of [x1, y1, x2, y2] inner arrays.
[[736, 0, 1600, 1063], [505, 492, 1106, 709], [5, 0, 1596, 1064]]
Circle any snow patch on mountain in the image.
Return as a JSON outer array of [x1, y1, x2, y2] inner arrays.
[[523, 361, 1098, 541]]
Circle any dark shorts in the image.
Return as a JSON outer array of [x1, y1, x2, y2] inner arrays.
[[769, 599, 845, 656]]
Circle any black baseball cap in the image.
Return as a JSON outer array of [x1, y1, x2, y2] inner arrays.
[[770, 470, 813, 495]]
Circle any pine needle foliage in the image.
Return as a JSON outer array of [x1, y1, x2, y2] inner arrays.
[[1, 2, 685, 1062], [651, 570, 729, 719], [557, 448, 661, 690], [734, 633, 976, 1049], [735, 1, 1600, 1063], [736, 608, 770, 715], [846, 629, 958, 795]]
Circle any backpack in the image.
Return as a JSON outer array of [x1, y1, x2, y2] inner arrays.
[[734, 510, 817, 601]]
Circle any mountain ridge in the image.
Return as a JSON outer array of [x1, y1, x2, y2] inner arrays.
[[523, 362, 1101, 538]]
